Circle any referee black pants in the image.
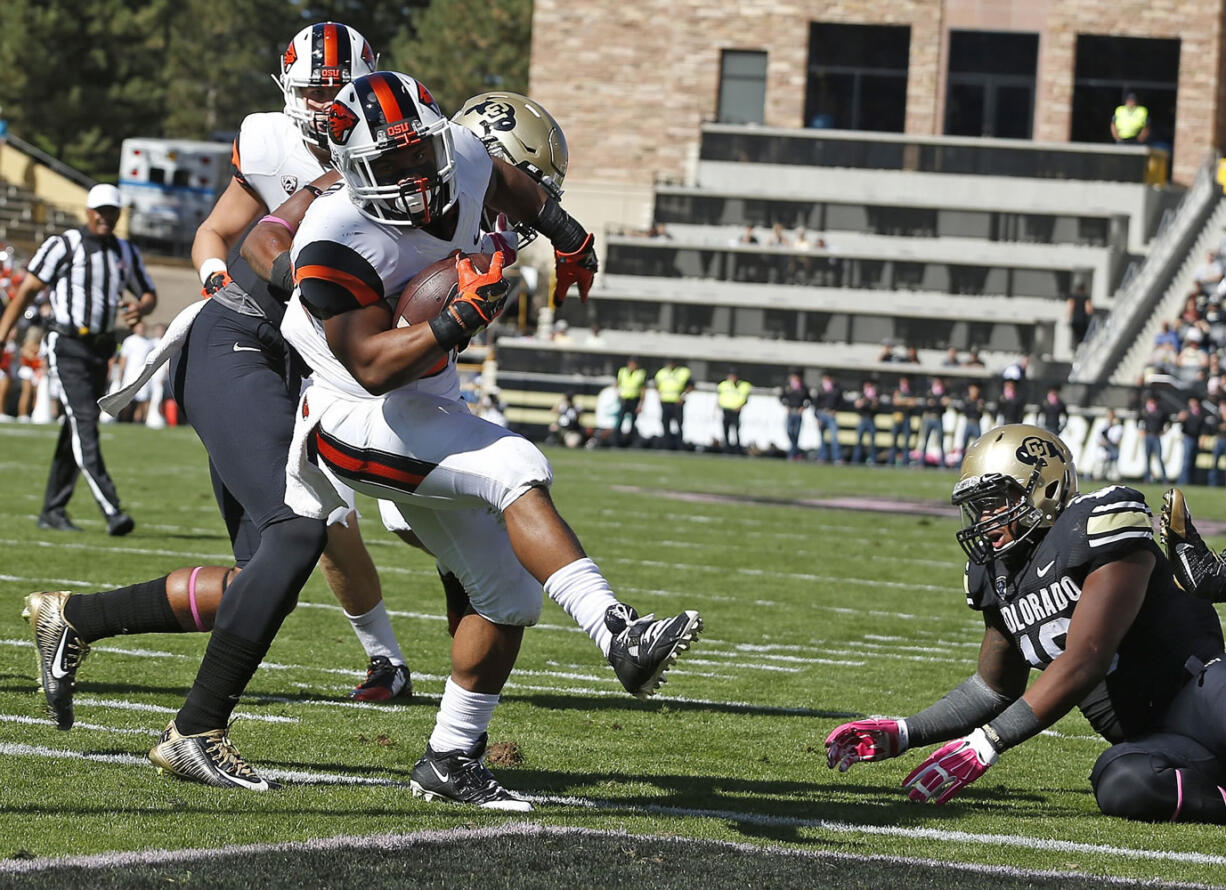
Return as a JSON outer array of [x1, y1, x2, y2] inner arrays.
[[43, 331, 123, 517]]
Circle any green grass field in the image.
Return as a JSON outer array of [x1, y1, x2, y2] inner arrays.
[[1, 421, 1225, 888]]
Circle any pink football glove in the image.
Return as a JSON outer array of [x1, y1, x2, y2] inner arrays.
[[825, 718, 908, 772], [901, 728, 998, 804]]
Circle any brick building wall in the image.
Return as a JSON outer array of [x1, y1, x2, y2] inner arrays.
[[530, 0, 1225, 191]]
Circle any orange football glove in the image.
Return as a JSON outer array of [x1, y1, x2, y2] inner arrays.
[[201, 270, 233, 298], [553, 233, 597, 305], [428, 250, 510, 349]]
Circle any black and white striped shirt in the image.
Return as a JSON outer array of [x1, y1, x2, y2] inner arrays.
[[27, 228, 156, 335]]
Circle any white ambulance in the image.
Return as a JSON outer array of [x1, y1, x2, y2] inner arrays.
[[118, 138, 231, 253]]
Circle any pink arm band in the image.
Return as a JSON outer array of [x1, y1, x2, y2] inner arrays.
[[258, 215, 295, 235], [187, 566, 206, 632]]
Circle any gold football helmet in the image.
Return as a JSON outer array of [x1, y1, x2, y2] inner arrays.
[[452, 92, 568, 244], [952, 423, 1078, 564]]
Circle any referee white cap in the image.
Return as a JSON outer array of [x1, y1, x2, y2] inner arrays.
[[86, 183, 122, 209]]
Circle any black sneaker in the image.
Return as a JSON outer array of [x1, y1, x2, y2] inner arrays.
[[350, 656, 413, 702], [1160, 488, 1226, 602], [21, 591, 89, 730], [149, 721, 278, 791], [409, 734, 532, 811], [106, 512, 135, 537], [37, 511, 81, 532], [605, 603, 703, 699]]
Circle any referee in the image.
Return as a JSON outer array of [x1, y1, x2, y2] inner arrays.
[[0, 184, 156, 534]]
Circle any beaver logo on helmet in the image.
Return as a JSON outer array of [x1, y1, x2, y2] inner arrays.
[[328, 102, 360, 146]]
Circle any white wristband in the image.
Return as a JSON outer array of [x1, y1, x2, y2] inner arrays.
[[198, 257, 227, 285]]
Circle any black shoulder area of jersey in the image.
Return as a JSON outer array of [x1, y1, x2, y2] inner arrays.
[[1057, 484, 1157, 573], [294, 240, 385, 320], [965, 560, 994, 611]]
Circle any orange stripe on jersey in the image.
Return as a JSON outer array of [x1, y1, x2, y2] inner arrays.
[[322, 22, 338, 68], [370, 74, 407, 124], [296, 264, 382, 308], [314, 432, 429, 489], [231, 139, 240, 168]]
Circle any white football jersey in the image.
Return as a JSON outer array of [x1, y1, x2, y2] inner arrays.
[[283, 124, 495, 400], [235, 112, 328, 211]]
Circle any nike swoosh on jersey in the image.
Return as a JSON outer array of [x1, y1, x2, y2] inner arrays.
[[233, 343, 262, 353], [1037, 560, 1056, 577], [50, 631, 70, 679], [429, 762, 450, 783]]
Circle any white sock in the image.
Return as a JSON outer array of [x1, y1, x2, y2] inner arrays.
[[344, 601, 405, 665], [544, 557, 619, 656], [429, 677, 500, 753]]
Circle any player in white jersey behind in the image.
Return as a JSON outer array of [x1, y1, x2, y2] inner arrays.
[[277, 73, 703, 809]]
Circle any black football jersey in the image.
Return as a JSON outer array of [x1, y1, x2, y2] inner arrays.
[[965, 485, 1224, 742]]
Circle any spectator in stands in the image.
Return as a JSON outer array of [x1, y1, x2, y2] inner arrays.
[[767, 223, 789, 247], [780, 370, 810, 460], [1154, 320, 1181, 353], [877, 342, 899, 364], [956, 382, 985, 456], [996, 379, 1026, 426], [917, 377, 949, 467], [613, 357, 647, 447], [886, 376, 917, 466], [731, 225, 758, 246], [1207, 352, 1224, 400], [1040, 386, 1068, 434], [0, 328, 15, 420], [717, 367, 752, 454], [1178, 396, 1209, 485], [654, 357, 693, 451], [547, 392, 585, 449], [1002, 355, 1029, 384], [115, 321, 155, 424], [479, 392, 509, 428], [793, 227, 811, 250], [1208, 397, 1226, 487], [1066, 282, 1094, 347], [647, 222, 672, 239], [901, 345, 920, 364], [1110, 92, 1149, 144], [813, 371, 843, 464], [587, 324, 605, 346], [1097, 409, 1124, 482], [1176, 330, 1210, 382], [551, 319, 573, 343], [1140, 394, 1170, 483], [941, 347, 961, 367], [851, 380, 880, 465], [964, 346, 985, 368]]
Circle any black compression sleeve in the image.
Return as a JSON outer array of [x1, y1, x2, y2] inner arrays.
[[270, 251, 294, 295], [534, 198, 588, 253]]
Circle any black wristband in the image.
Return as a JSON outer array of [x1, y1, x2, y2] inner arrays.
[[301, 184, 324, 198], [535, 198, 588, 253], [429, 313, 464, 350], [270, 251, 294, 294]]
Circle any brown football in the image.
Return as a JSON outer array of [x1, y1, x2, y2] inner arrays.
[[394, 252, 495, 326]]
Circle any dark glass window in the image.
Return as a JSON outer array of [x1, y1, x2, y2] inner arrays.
[[805, 23, 909, 132], [718, 50, 768, 125], [1072, 35, 1179, 150], [944, 31, 1039, 139]]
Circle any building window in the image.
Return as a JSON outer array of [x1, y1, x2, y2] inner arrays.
[[944, 31, 1039, 139], [1072, 35, 1180, 149], [805, 23, 909, 132], [717, 50, 768, 125]]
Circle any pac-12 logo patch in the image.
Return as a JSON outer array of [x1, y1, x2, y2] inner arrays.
[[280, 175, 299, 195]]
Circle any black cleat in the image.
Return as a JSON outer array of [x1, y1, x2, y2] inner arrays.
[[409, 734, 532, 811], [22, 591, 89, 729], [1160, 488, 1226, 602], [350, 655, 413, 702], [106, 512, 135, 537], [37, 511, 81, 532], [149, 721, 278, 791], [605, 603, 703, 699]]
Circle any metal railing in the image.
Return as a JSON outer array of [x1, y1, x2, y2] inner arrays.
[[1070, 151, 1222, 385]]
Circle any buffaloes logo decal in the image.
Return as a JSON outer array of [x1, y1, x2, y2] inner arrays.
[[328, 102, 360, 145], [1016, 436, 1064, 467]]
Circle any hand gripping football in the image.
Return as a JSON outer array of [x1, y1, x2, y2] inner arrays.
[[395, 251, 496, 327]]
